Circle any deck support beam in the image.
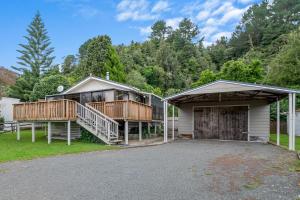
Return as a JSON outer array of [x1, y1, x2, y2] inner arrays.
[[125, 121, 128, 145], [292, 93, 296, 150], [276, 99, 280, 146], [163, 101, 168, 143], [139, 121, 142, 141], [48, 122, 52, 144], [172, 105, 175, 140], [17, 123, 20, 141], [67, 120, 71, 146], [32, 122, 35, 143]]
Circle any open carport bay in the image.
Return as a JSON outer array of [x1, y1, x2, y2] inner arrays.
[[0, 141, 299, 200]]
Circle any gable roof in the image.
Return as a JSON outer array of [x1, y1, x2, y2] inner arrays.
[[63, 76, 141, 94], [61, 76, 162, 99], [164, 80, 300, 101]]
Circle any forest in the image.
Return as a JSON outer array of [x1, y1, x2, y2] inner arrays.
[[5, 0, 300, 104]]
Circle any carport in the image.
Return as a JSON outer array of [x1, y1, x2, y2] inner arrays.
[[163, 80, 300, 150]]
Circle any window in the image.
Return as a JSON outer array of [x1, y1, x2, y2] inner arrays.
[[92, 91, 105, 102], [80, 92, 92, 104], [115, 91, 128, 100]]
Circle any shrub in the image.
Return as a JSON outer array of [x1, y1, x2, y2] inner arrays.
[[79, 128, 105, 144]]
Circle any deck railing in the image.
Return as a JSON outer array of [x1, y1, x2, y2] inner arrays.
[[13, 99, 77, 121], [13, 99, 152, 122], [88, 100, 152, 121]]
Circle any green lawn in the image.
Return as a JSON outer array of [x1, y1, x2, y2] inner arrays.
[[0, 130, 118, 163], [270, 133, 300, 151]]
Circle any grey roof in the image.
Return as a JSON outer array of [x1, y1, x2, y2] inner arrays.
[[164, 80, 300, 101]]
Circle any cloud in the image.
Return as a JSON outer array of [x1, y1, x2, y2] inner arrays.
[[152, 0, 170, 13], [45, 0, 101, 18], [75, 4, 100, 18], [139, 25, 152, 35], [116, 0, 157, 21], [201, 26, 218, 37], [180, 0, 252, 45], [196, 11, 210, 21], [211, 31, 232, 41], [237, 0, 254, 4], [166, 17, 183, 29], [116, 0, 170, 22], [220, 6, 248, 23]]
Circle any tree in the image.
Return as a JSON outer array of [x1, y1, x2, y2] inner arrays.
[[219, 59, 264, 83], [78, 35, 126, 82], [13, 12, 55, 77], [191, 69, 217, 88], [8, 12, 55, 100], [207, 37, 229, 70], [267, 28, 300, 87], [30, 74, 70, 101], [150, 20, 171, 43], [7, 71, 37, 101], [62, 55, 76, 74]]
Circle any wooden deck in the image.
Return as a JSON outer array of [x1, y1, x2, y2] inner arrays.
[[13, 100, 77, 121], [88, 100, 152, 121], [13, 99, 152, 122]]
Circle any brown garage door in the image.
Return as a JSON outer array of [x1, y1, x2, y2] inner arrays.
[[194, 106, 248, 141]]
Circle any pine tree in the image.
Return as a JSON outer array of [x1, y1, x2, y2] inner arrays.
[[8, 12, 55, 101], [13, 12, 55, 77]]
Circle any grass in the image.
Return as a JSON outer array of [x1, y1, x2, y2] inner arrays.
[[269, 133, 300, 151], [0, 130, 118, 163]]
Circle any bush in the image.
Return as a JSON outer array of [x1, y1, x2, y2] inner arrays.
[[79, 128, 105, 144]]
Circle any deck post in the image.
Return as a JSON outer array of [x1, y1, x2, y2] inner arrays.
[[139, 121, 142, 141], [67, 120, 71, 146], [276, 99, 280, 146], [48, 121, 52, 144], [154, 123, 157, 135], [17, 122, 20, 141], [172, 105, 175, 140], [32, 122, 35, 143], [125, 121, 129, 145], [288, 93, 293, 150], [163, 101, 168, 143]]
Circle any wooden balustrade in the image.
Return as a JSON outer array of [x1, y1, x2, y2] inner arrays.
[[13, 99, 152, 122], [88, 100, 152, 121], [13, 99, 77, 121]]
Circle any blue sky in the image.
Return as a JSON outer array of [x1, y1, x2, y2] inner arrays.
[[0, 0, 260, 69]]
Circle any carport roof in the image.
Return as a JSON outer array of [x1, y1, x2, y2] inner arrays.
[[164, 80, 300, 104]]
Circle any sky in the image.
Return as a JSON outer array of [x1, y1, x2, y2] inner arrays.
[[0, 0, 260, 69]]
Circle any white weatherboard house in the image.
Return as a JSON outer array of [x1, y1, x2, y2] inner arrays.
[[13, 75, 163, 145], [163, 80, 300, 151], [0, 97, 20, 122]]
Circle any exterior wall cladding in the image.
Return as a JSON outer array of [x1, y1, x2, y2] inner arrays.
[[177, 100, 270, 142]]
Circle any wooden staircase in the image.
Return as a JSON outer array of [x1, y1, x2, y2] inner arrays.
[[76, 103, 120, 144]]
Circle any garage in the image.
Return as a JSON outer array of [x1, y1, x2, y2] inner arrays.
[[163, 80, 299, 149], [194, 106, 248, 140]]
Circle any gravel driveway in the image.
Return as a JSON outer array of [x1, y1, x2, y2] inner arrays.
[[0, 140, 299, 200]]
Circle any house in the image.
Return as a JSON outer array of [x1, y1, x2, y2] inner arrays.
[[0, 97, 20, 122], [163, 80, 300, 151], [13, 74, 164, 145]]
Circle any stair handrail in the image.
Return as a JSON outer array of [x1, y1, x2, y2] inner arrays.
[[85, 103, 119, 125], [85, 103, 119, 139], [76, 102, 119, 143]]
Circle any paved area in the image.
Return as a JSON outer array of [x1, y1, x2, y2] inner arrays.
[[0, 140, 299, 200]]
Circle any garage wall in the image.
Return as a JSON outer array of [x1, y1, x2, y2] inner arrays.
[[177, 100, 270, 142]]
